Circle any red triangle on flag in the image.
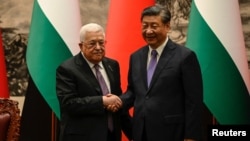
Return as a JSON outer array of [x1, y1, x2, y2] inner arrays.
[[0, 28, 10, 98]]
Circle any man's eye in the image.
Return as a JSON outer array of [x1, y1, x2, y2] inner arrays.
[[89, 42, 96, 46], [99, 41, 104, 46], [142, 24, 147, 28], [152, 25, 159, 28]]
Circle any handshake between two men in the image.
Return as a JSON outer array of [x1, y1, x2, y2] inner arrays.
[[102, 94, 123, 112]]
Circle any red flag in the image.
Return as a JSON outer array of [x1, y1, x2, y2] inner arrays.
[[106, 1, 155, 141], [0, 29, 10, 98], [106, 0, 155, 91]]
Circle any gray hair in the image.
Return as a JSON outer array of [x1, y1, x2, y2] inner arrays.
[[79, 23, 105, 42]]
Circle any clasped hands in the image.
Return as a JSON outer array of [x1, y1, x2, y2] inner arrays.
[[102, 94, 122, 112]]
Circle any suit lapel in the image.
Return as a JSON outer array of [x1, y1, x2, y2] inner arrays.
[[140, 47, 150, 89], [148, 39, 176, 89], [75, 53, 102, 95], [102, 58, 115, 93]]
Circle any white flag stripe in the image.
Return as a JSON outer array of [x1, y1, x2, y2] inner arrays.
[[38, 0, 81, 55], [195, 0, 250, 93]]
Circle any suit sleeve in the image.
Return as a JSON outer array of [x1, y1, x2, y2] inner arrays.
[[56, 65, 105, 117], [120, 108, 133, 140], [120, 55, 135, 110], [182, 51, 203, 140]]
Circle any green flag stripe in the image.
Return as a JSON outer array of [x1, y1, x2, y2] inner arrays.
[[26, 0, 72, 118], [186, 2, 250, 124]]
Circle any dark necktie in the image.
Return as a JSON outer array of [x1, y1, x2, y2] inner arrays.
[[94, 64, 113, 131], [147, 50, 158, 87]]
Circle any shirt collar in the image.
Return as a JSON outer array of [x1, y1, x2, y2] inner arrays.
[[148, 36, 169, 57], [81, 52, 104, 69]]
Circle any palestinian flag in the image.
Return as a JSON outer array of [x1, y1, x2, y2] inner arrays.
[[20, 0, 81, 140], [26, 0, 81, 119], [186, 0, 250, 124]]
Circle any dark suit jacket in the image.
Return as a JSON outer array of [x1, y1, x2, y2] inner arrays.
[[121, 39, 203, 141], [56, 53, 132, 141]]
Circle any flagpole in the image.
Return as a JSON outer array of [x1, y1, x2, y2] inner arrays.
[[212, 116, 217, 125], [51, 112, 58, 141]]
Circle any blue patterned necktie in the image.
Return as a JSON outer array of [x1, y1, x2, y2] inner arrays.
[[147, 50, 158, 87], [94, 64, 113, 131]]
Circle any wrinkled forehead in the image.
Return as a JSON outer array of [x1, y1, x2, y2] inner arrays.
[[84, 31, 105, 41]]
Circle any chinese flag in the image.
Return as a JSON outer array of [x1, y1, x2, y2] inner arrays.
[[106, 0, 155, 141], [0, 28, 9, 98], [106, 0, 155, 91]]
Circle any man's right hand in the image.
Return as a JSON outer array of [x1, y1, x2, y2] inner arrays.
[[103, 94, 122, 112]]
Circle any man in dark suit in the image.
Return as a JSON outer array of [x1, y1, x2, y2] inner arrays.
[[120, 5, 203, 141], [56, 23, 132, 141]]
